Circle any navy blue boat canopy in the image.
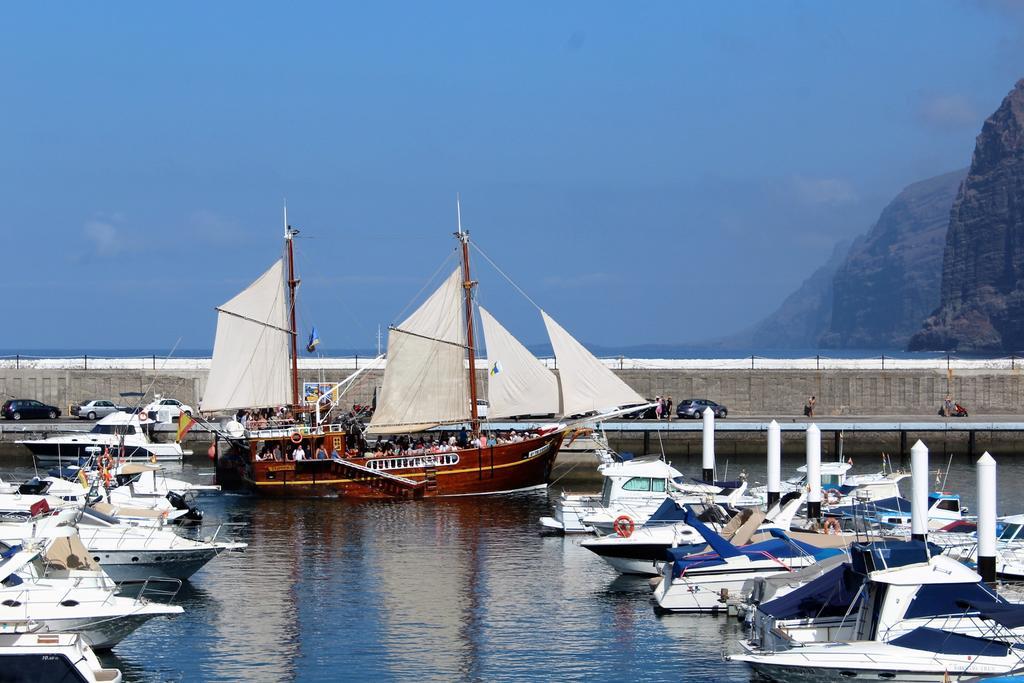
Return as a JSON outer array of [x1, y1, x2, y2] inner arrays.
[[645, 499, 688, 525], [956, 600, 1024, 629], [890, 627, 1011, 657], [848, 540, 941, 575], [757, 563, 863, 620]]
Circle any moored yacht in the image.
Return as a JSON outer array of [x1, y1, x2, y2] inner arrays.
[[651, 507, 844, 613], [19, 412, 183, 465]]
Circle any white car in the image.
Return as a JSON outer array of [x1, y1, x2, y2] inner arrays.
[[142, 398, 193, 420]]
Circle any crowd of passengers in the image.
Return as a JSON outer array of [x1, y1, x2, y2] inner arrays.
[[253, 427, 542, 463], [236, 403, 372, 431]]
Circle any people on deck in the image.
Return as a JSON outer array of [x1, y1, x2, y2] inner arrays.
[[293, 444, 306, 461], [315, 444, 328, 460]]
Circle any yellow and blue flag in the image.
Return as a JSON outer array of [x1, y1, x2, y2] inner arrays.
[[306, 326, 320, 353], [490, 360, 502, 376]]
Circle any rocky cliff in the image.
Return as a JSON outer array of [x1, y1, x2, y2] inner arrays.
[[819, 169, 965, 348], [910, 80, 1024, 352]]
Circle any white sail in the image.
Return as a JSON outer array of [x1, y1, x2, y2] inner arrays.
[[368, 269, 471, 433], [200, 260, 292, 413], [480, 307, 559, 419], [541, 310, 644, 417]]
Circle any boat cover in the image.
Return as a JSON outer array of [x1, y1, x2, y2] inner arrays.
[[890, 627, 1012, 657], [848, 540, 941, 575], [957, 600, 1024, 629], [757, 563, 863, 620]]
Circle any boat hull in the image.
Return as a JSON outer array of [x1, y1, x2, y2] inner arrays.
[[235, 431, 564, 499], [91, 548, 225, 583]]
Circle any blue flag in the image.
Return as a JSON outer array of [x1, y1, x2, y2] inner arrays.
[[306, 326, 320, 353]]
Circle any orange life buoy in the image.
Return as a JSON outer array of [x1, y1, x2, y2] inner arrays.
[[98, 454, 113, 470], [825, 489, 843, 506], [614, 514, 635, 538], [823, 517, 842, 535], [290, 432, 303, 444]]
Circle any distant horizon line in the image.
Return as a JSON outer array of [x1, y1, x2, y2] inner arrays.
[[0, 346, 999, 361]]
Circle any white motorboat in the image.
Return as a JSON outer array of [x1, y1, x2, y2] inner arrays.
[[651, 507, 845, 613], [582, 493, 805, 576], [0, 532, 183, 649], [540, 454, 751, 534], [19, 411, 183, 465], [936, 514, 1024, 580], [750, 461, 908, 508], [731, 627, 1024, 682], [0, 632, 122, 683], [77, 514, 246, 583], [744, 540, 1014, 654]]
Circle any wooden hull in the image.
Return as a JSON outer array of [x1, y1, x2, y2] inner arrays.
[[239, 431, 564, 499]]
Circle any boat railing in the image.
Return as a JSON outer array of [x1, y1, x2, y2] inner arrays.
[[245, 422, 347, 439], [133, 576, 182, 606], [365, 453, 460, 471]]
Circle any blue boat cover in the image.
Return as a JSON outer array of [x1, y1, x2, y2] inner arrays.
[[956, 600, 1024, 629], [48, 466, 82, 481], [644, 499, 689, 525], [890, 627, 1010, 657], [0, 544, 23, 560], [848, 540, 941, 575], [666, 536, 842, 577], [758, 563, 863, 619]]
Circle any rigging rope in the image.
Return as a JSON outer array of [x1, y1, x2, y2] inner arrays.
[[471, 243, 543, 312]]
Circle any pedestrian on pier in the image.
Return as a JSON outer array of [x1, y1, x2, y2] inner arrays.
[[806, 396, 816, 417], [665, 396, 673, 421], [655, 396, 663, 420]]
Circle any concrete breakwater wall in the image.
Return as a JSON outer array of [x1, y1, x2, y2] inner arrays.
[[0, 366, 1021, 417]]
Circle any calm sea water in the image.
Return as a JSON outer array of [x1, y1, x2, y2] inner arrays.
[[6, 451, 1023, 682]]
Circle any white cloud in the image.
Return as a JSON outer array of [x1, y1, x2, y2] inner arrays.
[[83, 219, 120, 256], [791, 176, 858, 206]]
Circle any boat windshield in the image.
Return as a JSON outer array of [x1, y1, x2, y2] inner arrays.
[[601, 478, 614, 507], [89, 424, 138, 436], [1000, 523, 1023, 541]]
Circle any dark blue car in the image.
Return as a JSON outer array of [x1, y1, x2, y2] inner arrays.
[[1, 399, 61, 420]]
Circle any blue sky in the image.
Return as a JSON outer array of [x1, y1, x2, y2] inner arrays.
[[2, 1, 1023, 353]]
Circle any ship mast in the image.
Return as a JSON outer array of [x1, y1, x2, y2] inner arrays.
[[284, 203, 301, 411], [456, 195, 480, 433]]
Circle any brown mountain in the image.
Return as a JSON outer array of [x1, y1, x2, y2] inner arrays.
[[910, 80, 1024, 352], [819, 169, 965, 348]]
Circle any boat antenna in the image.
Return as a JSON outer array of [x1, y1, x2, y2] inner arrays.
[[284, 201, 301, 412], [455, 193, 480, 432]]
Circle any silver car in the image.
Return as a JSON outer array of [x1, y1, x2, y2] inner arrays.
[[74, 400, 125, 420]]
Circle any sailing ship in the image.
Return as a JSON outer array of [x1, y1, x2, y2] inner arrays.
[[204, 205, 644, 499]]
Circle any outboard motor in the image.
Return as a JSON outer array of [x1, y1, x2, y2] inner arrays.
[[166, 491, 204, 524]]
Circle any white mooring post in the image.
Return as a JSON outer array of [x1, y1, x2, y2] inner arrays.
[[702, 407, 715, 482], [977, 452, 997, 584], [767, 420, 781, 508], [910, 440, 929, 542], [806, 424, 821, 519]]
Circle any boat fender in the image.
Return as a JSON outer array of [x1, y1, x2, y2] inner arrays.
[[823, 517, 842, 535], [614, 514, 635, 538], [290, 432, 303, 444]]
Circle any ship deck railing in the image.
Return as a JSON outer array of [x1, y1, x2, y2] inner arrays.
[[365, 453, 460, 472], [244, 423, 347, 440]]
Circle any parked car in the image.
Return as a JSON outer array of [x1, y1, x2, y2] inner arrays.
[[142, 398, 193, 420], [1, 399, 61, 420], [676, 398, 728, 419], [73, 399, 127, 420]]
